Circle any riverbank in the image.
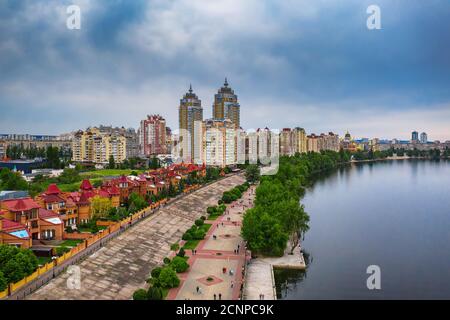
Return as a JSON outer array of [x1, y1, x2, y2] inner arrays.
[[352, 155, 450, 163]]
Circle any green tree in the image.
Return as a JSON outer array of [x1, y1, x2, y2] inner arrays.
[[170, 256, 189, 273], [0, 245, 38, 285], [158, 267, 180, 288], [90, 196, 113, 220], [0, 270, 7, 292], [245, 165, 260, 184], [0, 168, 29, 191], [46, 146, 61, 169], [241, 208, 289, 257], [108, 155, 116, 169]]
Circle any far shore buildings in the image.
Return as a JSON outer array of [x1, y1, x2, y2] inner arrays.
[[306, 132, 340, 153]]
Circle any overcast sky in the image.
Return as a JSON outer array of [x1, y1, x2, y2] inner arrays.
[[0, 0, 449, 141]]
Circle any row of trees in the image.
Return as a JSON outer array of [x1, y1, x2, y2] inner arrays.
[[5, 145, 71, 169], [242, 151, 350, 257]]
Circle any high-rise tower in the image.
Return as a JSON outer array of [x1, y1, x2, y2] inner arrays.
[[212, 78, 240, 129], [179, 85, 203, 162]]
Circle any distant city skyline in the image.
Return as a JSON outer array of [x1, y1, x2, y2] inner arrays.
[[1, 0, 449, 141]]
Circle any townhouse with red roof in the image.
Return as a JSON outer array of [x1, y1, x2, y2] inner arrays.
[[0, 198, 64, 248]]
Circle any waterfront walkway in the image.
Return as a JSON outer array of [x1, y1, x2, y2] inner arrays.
[[26, 174, 245, 300], [167, 185, 256, 300]]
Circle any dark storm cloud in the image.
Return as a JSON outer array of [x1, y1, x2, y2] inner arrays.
[[0, 0, 449, 140]]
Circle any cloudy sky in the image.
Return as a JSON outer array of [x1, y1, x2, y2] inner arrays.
[[1, 0, 449, 140]]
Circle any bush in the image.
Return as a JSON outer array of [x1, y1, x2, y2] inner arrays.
[[163, 257, 171, 265], [151, 267, 163, 279], [207, 206, 217, 215], [133, 289, 148, 300], [170, 243, 180, 251], [182, 232, 192, 241], [147, 286, 163, 300], [195, 219, 204, 226], [158, 267, 180, 288], [222, 193, 233, 204], [218, 199, 223, 205], [170, 256, 190, 273], [177, 248, 186, 258], [200, 216, 206, 221], [65, 226, 74, 233]]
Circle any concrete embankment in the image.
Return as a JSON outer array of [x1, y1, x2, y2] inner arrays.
[[243, 245, 306, 300]]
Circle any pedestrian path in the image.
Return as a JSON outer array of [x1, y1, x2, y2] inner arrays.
[[168, 186, 256, 300]]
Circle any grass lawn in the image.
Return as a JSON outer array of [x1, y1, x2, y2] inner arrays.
[[80, 169, 145, 178], [207, 214, 222, 221], [59, 239, 84, 247], [182, 224, 212, 250], [36, 256, 53, 266], [199, 223, 212, 232], [78, 225, 108, 233], [182, 240, 200, 250]]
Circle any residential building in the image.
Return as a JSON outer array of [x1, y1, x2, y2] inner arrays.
[[0, 134, 71, 151], [72, 127, 127, 164], [420, 132, 428, 144], [292, 127, 307, 154], [139, 115, 167, 157], [179, 85, 203, 162], [0, 197, 64, 247], [165, 127, 172, 154], [307, 134, 319, 152], [202, 119, 236, 167], [280, 128, 294, 156], [212, 78, 240, 129], [319, 132, 340, 152], [0, 140, 5, 159]]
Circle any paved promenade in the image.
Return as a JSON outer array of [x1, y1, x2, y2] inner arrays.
[[27, 174, 245, 300], [167, 186, 256, 300]]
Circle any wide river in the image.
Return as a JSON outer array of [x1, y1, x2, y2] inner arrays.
[[275, 159, 450, 299]]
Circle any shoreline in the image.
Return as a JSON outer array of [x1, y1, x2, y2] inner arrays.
[[351, 155, 449, 163]]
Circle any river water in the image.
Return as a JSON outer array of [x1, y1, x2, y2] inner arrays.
[[275, 160, 450, 299]]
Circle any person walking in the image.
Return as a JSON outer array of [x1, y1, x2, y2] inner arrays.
[[196, 286, 199, 294], [219, 293, 222, 300], [214, 293, 217, 300]]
